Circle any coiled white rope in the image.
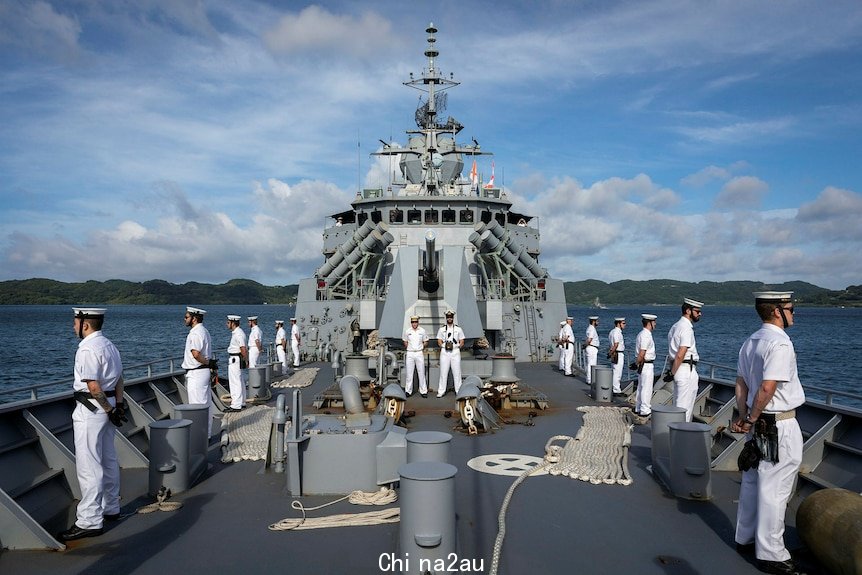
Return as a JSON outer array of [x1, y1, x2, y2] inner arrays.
[[270, 367, 319, 389], [268, 487, 399, 531], [136, 486, 183, 514], [220, 405, 275, 463]]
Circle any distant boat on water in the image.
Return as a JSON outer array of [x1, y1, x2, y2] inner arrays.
[[592, 297, 608, 309]]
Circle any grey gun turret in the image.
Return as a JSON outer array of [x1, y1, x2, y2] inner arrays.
[[423, 229, 439, 293]]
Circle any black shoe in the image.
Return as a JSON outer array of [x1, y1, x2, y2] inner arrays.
[[420, 393, 427, 398], [613, 392, 627, 398], [756, 559, 805, 575], [103, 513, 121, 522], [59, 525, 104, 541], [223, 407, 240, 413], [735, 542, 755, 555]]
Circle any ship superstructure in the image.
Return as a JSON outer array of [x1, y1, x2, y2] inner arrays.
[[295, 23, 567, 362]]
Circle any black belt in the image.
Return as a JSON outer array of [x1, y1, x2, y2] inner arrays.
[[185, 364, 209, 372], [683, 358, 698, 366], [589, 345, 599, 349], [229, 352, 242, 356], [643, 359, 654, 363], [73, 390, 116, 412]]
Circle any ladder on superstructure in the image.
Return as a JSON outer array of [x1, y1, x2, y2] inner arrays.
[[524, 303, 541, 361]]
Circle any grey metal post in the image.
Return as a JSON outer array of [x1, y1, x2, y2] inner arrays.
[[273, 394, 287, 473], [590, 365, 598, 397], [650, 404, 687, 488], [668, 421, 712, 500], [172, 404, 208, 484], [339, 375, 364, 414], [248, 366, 268, 401], [398, 461, 458, 574], [406, 431, 452, 464], [594, 366, 613, 402], [148, 419, 192, 496]]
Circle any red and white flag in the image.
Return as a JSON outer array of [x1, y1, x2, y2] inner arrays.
[[469, 159, 478, 189], [484, 161, 496, 188]]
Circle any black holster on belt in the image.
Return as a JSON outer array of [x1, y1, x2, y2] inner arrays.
[[738, 439, 762, 471], [754, 414, 780, 464], [73, 390, 116, 413]]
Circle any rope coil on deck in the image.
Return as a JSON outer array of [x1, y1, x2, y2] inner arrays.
[[136, 486, 183, 514], [268, 487, 399, 531], [220, 405, 275, 462], [270, 367, 319, 389]]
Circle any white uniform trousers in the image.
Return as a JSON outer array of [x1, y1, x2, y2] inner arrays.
[[276, 345, 287, 370], [611, 352, 624, 392], [227, 356, 246, 409], [185, 368, 214, 436], [585, 347, 598, 383], [561, 343, 574, 376], [72, 402, 120, 529], [438, 349, 462, 396], [635, 363, 654, 415], [673, 365, 699, 422], [735, 419, 803, 562], [248, 347, 260, 368], [291, 340, 300, 367], [558, 346, 565, 371], [404, 351, 426, 394]]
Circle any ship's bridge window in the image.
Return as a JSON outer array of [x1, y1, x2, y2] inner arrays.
[[425, 209, 439, 224], [495, 213, 506, 226], [459, 209, 474, 223], [358, 213, 368, 226], [371, 210, 382, 224], [390, 208, 403, 223], [480, 210, 492, 224], [407, 209, 422, 224], [442, 208, 456, 223]]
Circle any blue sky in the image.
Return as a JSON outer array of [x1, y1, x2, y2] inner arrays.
[[1, 1, 861, 290]]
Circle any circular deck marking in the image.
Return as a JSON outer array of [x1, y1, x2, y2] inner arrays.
[[467, 454, 548, 476]]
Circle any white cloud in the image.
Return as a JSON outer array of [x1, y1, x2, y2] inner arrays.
[[714, 176, 769, 209]]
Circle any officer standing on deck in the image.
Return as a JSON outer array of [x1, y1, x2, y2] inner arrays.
[[560, 316, 575, 376], [182, 306, 214, 436], [247, 316, 263, 368], [732, 292, 807, 575], [634, 314, 657, 417], [437, 310, 466, 397], [557, 320, 567, 371], [290, 318, 301, 367], [225, 315, 247, 412], [666, 297, 703, 422], [584, 316, 600, 384], [60, 308, 125, 541], [608, 317, 626, 395], [275, 320, 288, 371], [403, 315, 429, 397]]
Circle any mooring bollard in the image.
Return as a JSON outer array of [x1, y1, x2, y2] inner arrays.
[[668, 421, 713, 500], [398, 461, 458, 574], [406, 431, 452, 464], [148, 418, 192, 496]]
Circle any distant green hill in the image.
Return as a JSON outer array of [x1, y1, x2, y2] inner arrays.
[[0, 278, 858, 306], [0, 278, 297, 305]]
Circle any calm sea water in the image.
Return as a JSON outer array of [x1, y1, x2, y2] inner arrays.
[[2, 304, 860, 407]]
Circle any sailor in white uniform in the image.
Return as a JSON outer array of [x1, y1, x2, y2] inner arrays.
[[666, 297, 703, 422], [634, 314, 657, 417], [732, 292, 806, 575], [247, 316, 263, 368], [560, 316, 575, 376], [274, 320, 288, 370], [557, 320, 567, 371], [225, 315, 247, 412], [60, 308, 125, 541], [608, 317, 626, 394], [437, 310, 466, 396], [584, 316, 600, 384], [290, 318, 301, 367], [403, 315, 429, 396], [182, 306, 214, 435]]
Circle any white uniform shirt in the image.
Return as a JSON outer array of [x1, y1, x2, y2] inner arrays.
[[228, 327, 247, 353], [609, 326, 625, 351], [560, 324, 574, 345], [437, 324, 466, 349], [635, 328, 655, 361], [291, 323, 300, 342], [183, 323, 212, 369], [585, 325, 599, 348], [249, 325, 262, 350], [275, 326, 286, 347], [668, 316, 698, 361], [558, 326, 566, 345], [737, 323, 805, 413], [74, 331, 123, 393], [404, 326, 429, 351]]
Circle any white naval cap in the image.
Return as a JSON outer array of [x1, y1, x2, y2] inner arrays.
[[566, 316, 573, 320], [275, 319, 284, 324], [186, 306, 206, 315], [247, 316, 258, 321], [560, 320, 566, 326], [73, 307, 106, 318], [227, 314, 241, 321], [614, 317, 626, 322], [588, 316, 599, 321], [754, 291, 793, 303], [641, 313, 658, 321], [410, 315, 420, 321], [444, 310, 455, 317], [290, 317, 296, 321], [683, 298, 704, 308]]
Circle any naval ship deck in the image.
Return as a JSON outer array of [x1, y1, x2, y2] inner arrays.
[[0, 361, 821, 575]]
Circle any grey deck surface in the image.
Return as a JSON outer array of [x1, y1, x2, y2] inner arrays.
[[0, 362, 821, 575]]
